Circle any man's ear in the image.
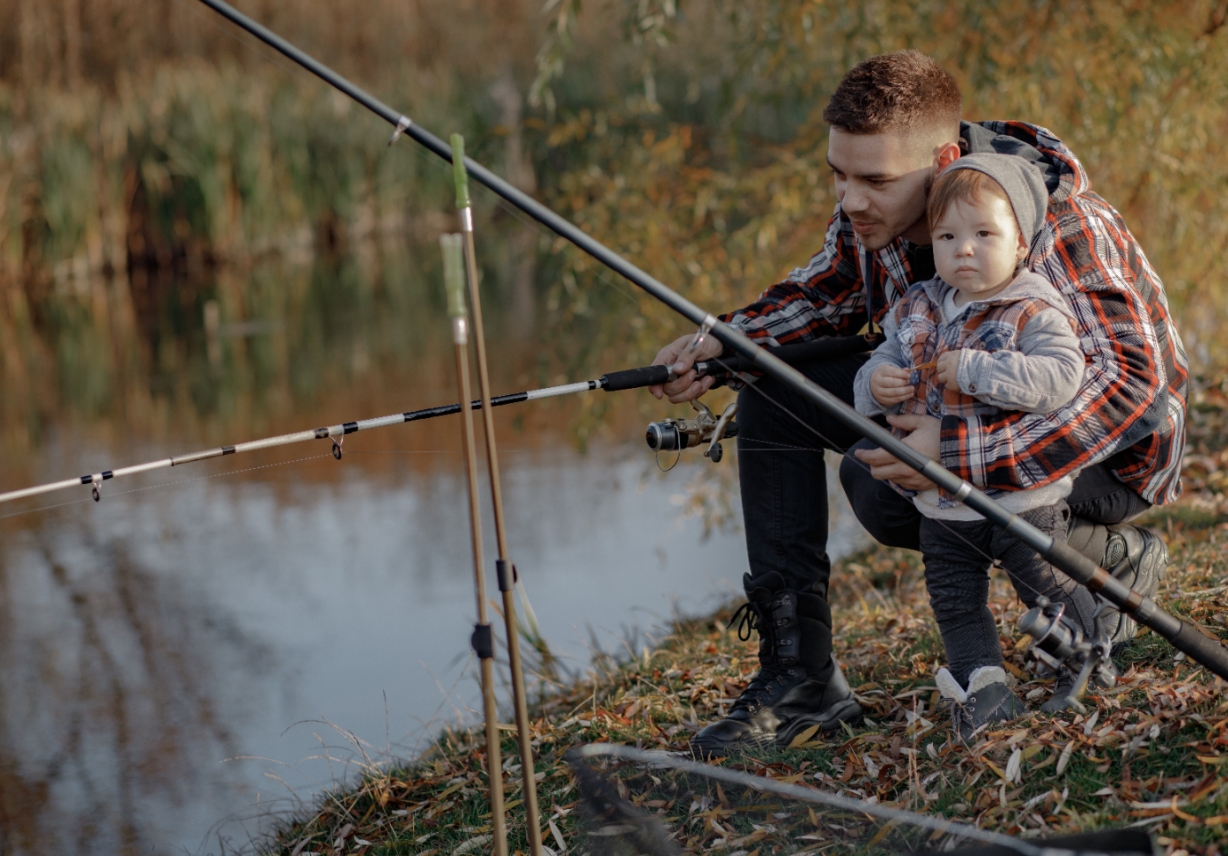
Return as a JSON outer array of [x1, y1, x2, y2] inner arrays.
[[1016, 230, 1029, 260], [933, 141, 960, 174]]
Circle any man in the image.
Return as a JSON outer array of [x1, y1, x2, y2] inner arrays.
[[650, 50, 1185, 757]]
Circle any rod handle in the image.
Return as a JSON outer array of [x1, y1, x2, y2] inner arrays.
[[451, 134, 471, 210], [441, 234, 466, 318], [601, 364, 673, 391]]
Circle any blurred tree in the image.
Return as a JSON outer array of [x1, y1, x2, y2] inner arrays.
[[531, 0, 1228, 376]]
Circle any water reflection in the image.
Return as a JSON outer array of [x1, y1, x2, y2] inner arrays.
[[0, 521, 253, 854], [0, 240, 865, 854]]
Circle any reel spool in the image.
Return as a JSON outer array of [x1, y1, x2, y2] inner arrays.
[[645, 401, 738, 464], [1017, 596, 1117, 714]]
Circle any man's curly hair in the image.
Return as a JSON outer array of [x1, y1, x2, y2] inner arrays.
[[822, 50, 961, 138]]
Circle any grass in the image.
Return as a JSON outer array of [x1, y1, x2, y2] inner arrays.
[[258, 372, 1228, 856]]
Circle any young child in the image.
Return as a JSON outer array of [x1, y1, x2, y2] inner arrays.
[[853, 153, 1103, 740]]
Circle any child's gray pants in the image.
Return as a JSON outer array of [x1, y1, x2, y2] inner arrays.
[[918, 501, 1099, 687]]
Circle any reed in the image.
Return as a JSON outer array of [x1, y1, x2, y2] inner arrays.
[[0, 0, 563, 290], [0, 0, 539, 93]]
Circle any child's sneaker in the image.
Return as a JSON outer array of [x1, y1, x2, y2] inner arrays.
[[936, 666, 1026, 742]]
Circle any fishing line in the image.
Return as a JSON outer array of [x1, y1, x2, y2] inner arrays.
[[727, 437, 826, 454], [0, 494, 93, 522], [705, 352, 1041, 601], [326, 449, 450, 454]]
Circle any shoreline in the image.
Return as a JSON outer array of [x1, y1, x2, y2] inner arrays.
[[262, 514, 1228, 855]]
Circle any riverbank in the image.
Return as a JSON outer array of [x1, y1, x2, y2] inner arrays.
[[260, 374, 1228, 855]]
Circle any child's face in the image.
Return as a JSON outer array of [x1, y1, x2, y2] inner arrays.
[[932, 192, 1028, 303]]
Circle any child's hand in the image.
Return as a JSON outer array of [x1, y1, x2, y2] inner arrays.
[[935, 351, 962, 387], [870, 365, 914, 406]]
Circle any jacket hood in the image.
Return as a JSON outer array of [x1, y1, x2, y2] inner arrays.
[[961, 121, 1091, 205], [918, 270, 1075, 318]]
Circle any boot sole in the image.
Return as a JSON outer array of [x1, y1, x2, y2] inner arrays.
[[689, 730, 774, 759], [688, 699, 864, 759], [775, 699, 864, 747]]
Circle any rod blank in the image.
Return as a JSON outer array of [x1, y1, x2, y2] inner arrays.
[[0, 385, 586, 506]]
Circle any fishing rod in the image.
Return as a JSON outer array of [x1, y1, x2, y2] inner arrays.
[[196, 0, 1228, 681], [441, 234, 509, 856], [0, 338, 856, 508], [450, 135, 544, 856]]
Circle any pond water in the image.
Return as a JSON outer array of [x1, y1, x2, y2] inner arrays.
[[0, 238, 866, 854]]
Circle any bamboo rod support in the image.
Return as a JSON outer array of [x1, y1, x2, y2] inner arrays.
[[452, 135, 544, 856], [442, 234, 508, 856]]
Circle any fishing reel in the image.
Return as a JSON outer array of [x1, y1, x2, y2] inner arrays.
[[1017, 596, 1116, 714], [645, 400, 738, 465]]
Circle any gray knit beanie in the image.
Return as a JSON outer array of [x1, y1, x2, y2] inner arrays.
[[941, 153, 1049, 246]]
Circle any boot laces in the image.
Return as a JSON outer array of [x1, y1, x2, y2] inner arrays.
[[728, 597, 798, 713], [730, 601, 762, 642], [730, 665, 797, 714], [938, 694, 976, 738]]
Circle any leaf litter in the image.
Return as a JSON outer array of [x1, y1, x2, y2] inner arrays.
[[263, 373, 1228, 855]]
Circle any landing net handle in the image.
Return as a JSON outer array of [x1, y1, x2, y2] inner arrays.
[[196, 0, 1228, 681]]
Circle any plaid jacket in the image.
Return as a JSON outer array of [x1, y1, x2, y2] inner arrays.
[[893, 278, 1079, 424], [723, 121, 1187, 505]]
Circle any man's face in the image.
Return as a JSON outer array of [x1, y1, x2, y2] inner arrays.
[[827, 127, 938, 251]]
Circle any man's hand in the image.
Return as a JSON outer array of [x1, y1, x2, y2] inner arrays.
[[648, 333, 724, 404], [853, 413, 942, 491], [935, 350, 961, 387], [870, 365, 914, 406]]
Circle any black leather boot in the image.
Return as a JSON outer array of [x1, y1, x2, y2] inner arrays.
[[1068, 519, 1167, 648], [690, 575, 863, 758]]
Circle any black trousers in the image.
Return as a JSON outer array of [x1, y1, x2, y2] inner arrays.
[[919, 502, 1099, 686], [735, 351, 1151, 597]]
